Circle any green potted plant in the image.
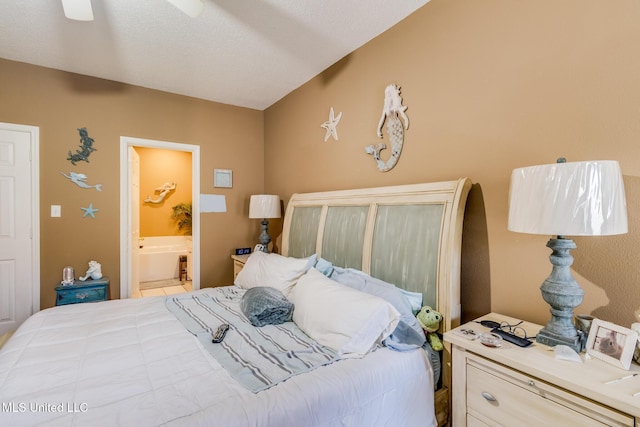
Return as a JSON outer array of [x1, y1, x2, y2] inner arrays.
[[171, 202, 192, 235]]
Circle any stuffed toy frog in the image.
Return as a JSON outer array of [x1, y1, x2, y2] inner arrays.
[[416, 306, 443, 351]]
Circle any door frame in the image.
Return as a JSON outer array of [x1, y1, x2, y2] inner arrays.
[[119, 136, 200, 299], [0, 122, 40, 319]]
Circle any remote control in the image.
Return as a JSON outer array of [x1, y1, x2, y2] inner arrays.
[[490, 327, 532, 347], [212, 324, 230, 343]]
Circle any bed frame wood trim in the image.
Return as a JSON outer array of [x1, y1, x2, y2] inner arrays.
[[281, 178, 472, 426]]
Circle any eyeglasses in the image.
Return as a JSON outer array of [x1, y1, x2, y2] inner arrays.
[[474, 318, 536, 341], [497, 320, 533, 340]]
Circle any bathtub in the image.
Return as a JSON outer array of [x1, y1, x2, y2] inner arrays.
[[138, 236, 189, 283]]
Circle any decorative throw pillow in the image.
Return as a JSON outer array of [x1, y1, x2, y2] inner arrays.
[[331, 267, 426, 351], [314, 257, 334, 277], [292, 268, 401, 357], [235, 251, 316, 298], [399, 289, 424, 315]]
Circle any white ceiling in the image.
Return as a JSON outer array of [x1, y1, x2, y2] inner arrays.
[[0, 0, 429, 110]]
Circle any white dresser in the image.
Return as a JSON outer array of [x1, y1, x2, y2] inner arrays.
[[444, 313, 640, 426]]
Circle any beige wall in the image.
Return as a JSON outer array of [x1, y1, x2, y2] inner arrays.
[[0, 58, 265, 309], [137, 147, 192, 237], [265, 0, 640, 326]]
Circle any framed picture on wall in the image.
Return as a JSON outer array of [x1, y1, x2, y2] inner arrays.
[[214, 169, 233, 188], [585, 319, 638, 370]]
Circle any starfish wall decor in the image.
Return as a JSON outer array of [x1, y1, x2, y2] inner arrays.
[[81, 203, 99, 218], [321, 107, 342, 142]]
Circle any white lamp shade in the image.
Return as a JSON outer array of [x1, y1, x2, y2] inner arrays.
[[508, 160, 628, 236], [249, 195, 281, 219], [61, 0, 94, 21]]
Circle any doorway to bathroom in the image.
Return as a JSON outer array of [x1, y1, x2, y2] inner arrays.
[[119, 136, 200, 299]]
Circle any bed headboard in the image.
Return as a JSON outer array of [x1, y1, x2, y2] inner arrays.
[[281, 178, 472, 334]]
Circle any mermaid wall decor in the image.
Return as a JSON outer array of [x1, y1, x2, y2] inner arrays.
[[144, 182, 177, 204], [364, 84, 410, 172], [60, 171, 102, 191]]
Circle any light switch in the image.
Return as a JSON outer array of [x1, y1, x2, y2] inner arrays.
[[51, 205, 61, 217]]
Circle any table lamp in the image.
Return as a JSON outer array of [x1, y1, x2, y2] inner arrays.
[[508, 159, 628, 352], [249, 194, 281, 253]]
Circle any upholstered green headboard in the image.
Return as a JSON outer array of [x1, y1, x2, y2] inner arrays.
[[281, 178, 472, 333]]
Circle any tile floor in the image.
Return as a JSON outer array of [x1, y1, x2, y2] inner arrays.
[[132, 281, 192, 298]]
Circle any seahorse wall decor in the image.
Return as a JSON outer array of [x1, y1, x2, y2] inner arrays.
[[67, 127, 97, 165], [364, 84, 410, 172], [144, 182, 177, 204]]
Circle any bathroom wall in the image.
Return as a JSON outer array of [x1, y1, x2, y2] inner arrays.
[[137, 146, 192, 237]]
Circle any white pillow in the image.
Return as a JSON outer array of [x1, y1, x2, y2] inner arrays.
[[292, 268, 401, 357], [234, 251, 313, 298]]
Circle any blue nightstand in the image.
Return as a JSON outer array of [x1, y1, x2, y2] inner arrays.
[[55, 278, 109, 306]]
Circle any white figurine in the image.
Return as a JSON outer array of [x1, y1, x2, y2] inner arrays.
[[79, 260, 103, 281]]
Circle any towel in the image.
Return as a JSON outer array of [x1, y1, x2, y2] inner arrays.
[[240, 286, 294, 327]]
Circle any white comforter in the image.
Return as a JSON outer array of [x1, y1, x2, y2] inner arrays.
[[0, 290, 436, 426]]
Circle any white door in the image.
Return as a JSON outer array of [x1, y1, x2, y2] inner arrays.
[[0, 123, 39, 335], [129, 147, 141, 297]]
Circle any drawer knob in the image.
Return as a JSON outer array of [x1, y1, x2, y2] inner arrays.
[[528, 380, 535, 387], [481, 391, 497, 402]]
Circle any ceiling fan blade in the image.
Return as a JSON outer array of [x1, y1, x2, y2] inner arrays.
[[166, 0, 205, 18], [61, 0, 94, 21]]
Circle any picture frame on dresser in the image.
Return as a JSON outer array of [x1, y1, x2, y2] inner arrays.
[[586, 319, 639, 370]]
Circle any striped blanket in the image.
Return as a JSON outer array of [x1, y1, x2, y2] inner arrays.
[[166, 287, 340, 392]]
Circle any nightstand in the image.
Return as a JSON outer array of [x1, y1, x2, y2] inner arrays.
[[444, 313, 640, 426], [55, 278, 109, 306], [231, 254, 251, 280]]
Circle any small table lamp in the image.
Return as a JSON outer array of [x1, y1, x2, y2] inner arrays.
[[249, 194, 281, 253], [508, 159, 628, 352]]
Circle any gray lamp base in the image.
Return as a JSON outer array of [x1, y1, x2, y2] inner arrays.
[[257, 219, 271, 253], [535, 236, 584, 354], [536, 328, 582, 353]]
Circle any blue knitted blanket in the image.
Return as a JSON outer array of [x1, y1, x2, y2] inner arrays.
[[240, 286, 294, 327]]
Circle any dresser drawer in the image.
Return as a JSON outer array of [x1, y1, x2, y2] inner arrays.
[[467, 414, 490, 427], [56, 285, 107, 305], [466, 356, 633, 427]]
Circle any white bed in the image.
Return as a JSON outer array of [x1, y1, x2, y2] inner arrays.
[[0, 178, 471, 427]]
